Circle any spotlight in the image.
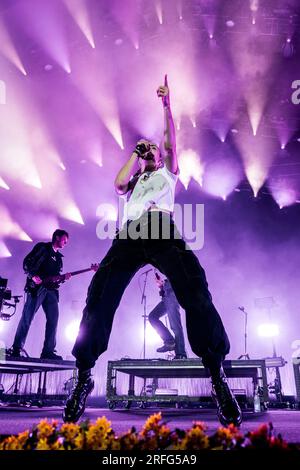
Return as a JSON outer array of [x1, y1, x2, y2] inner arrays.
[[257, 323, 279, 338], [65, 319, 80, 342], [190, 116, 197, 128], [282, 38, 294, 58], [141, 324, 161, 346], [281, 144, 285, 150], [0, 177, 9, 190], [226, 20, 235, 28], [249, 0, 259, 12]]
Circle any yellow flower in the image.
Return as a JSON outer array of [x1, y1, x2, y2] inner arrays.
[[60, 423, 81, 442], [36, 438, 51, 450], [74, 433, 85, 449], [140, 412, 162, 436], [37, 419, 57, 439], [178, 425, 209, 450], [85, 417, 112, 450]]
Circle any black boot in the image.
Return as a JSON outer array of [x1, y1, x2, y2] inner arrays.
[[63, 370, 94, 423], [156, 341, 175, 353], [6, 347, 21, 358], [211, 368, 242, 426], [40, 351, 63, 360]]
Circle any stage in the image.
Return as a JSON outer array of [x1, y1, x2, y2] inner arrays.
[[0, 406, 300, 443], [0, 355, 299, 445]]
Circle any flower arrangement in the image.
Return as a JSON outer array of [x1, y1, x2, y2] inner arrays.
[[0, 413, 298, 451]]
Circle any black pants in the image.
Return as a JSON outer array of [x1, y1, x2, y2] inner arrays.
[[73, 212, 230, 374], [13, 288, 59, 355], [148, 299, 186, 356]]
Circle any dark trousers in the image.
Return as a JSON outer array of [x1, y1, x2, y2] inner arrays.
[[13, 288, 59, 355], [148, 299, 186, 356], [73, 213, 230, 374]]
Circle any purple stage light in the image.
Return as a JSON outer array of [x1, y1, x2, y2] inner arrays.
[[257, 323, 279, 338], [0, 242, 12, 259], [65, 319, 81, 342]]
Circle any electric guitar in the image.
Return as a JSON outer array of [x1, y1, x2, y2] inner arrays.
[[25, 263, 99, 294]]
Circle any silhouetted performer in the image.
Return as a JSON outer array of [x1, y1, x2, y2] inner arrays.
[[149, 272, 187, 359]]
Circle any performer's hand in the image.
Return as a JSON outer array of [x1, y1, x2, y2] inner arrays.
[[134, 139, 150, 156], [157, 74, 170, 108], [32, 275, 42, 285], [156, 278, 164, 289], [64, 273, 72, 280], [91, 263, 99, 272]]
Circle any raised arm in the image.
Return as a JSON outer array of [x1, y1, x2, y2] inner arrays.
[[157, 75, 178, 174]]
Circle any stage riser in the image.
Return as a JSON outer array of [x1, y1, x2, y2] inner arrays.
[[106, 359, 269, 409]]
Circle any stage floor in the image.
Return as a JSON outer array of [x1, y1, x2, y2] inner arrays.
[[0, 407, 300, 443]]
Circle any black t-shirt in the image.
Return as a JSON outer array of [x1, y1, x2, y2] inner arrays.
[[38, 245, 63, 278], [23, 242, 63, 279]]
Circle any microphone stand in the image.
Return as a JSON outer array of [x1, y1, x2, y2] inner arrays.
[[141, 270, 151, 360], [140, 269, 151, 399], [238, 307, 250, 360]]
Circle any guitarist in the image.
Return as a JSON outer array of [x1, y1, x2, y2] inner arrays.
[[7, 229, 71, 360]]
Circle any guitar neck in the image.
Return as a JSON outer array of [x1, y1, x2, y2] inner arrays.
[[69, 267, 93, 277]]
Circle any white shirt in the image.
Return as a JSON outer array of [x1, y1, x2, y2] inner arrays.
[[121, 165, 178, 226]]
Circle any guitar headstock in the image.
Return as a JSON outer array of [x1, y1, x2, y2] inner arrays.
[[91, 263, 99, 272]]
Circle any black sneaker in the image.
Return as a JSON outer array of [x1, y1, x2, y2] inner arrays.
[[63, 374, 94, 423], [40, 352, 63, 360], [173, 354, 187, 360], [211, 372, 242, 426], [156, 342, 176, 353], [6, 347, 21, 358]]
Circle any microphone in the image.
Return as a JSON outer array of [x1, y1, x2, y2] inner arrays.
[[238, 306, 245, 312], [135, 143, 149, 156]]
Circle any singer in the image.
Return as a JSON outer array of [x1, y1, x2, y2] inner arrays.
[[64, 76, 242, 427]]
